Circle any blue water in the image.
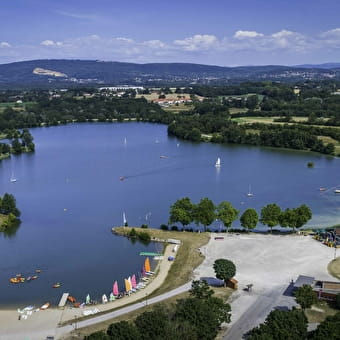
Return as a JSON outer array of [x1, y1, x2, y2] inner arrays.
[[0, 122, 339, 307]]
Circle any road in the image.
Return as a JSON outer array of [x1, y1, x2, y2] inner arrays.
[[223, 284, 296, 340], [56, 282, 192, 339]]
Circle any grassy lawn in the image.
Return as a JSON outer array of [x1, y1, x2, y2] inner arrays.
[[305, 300, 338, 323], [328, 256, 340, 280], [114, 227, 210, 297]]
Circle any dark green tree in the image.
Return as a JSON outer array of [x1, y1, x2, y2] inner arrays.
[[84, 330, 110, 340], [106, 321, 140, 340], [190, 280, 214, 299], [294, 284, 317, 310], [175, 296, 231, 340], [247, 309, 307, 340], [169, 197, 193, 228], [240, 208, 258, 231], [216, 201, 239, 232], [192, 197, 215, 231], [134, 306, 170, 340], [280, 205, 312, 231], [260, 203, 282, 233], [213, 259, 236, 284], [309, 312, 340, 340], [11, 138, 22, 154], [0, 193, 20, 217]]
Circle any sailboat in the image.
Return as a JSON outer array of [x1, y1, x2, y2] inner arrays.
[[215, 157, 221, 168], [124, 137, 127, 145], [10, 172, 17, 183], [123, 212, 127, 226], [113, 281, 119, 296], [102, 294, 108, 304], [247, 184, 253, 197]]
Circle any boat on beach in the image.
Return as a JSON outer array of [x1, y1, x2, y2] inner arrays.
[[10, 277, 25, 283], [40, 302, 50, 310]]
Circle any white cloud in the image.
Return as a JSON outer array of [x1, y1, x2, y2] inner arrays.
[[174, 34, 219, 51], [234, 30, 264, 39], [55, 11, 100, 22], [0, 41, 11, 48], [41, 40, 63, 47]]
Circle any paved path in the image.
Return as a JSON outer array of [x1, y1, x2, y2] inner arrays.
[[223, 285, 297, 340]]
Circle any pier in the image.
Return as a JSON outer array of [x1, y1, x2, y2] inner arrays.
[[58, 293, 69, 309]]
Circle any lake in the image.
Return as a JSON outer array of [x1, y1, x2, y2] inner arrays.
[[0, 122, 339, 307]]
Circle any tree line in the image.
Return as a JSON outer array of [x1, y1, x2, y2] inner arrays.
[[168, 197, 312, 232]]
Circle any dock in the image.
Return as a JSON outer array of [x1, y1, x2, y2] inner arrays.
[[139, 252, 162, 256], [58, 293, 69, 308]]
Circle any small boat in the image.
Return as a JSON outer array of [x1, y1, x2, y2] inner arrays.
[[10, 277, 25, 283], [73, 302, 80, 308], [160, 155, 167, 159], [67, 296, 76, 303], [40, 302, 50, 310], [10, 172, 17, 183], [26, 276, 32, 282], [335, 190, 340, 194], [215, 157, 221, 168], [31, 275, 38, 280], [319, 187, 326, 191], [52, 283, 61, 288], [119, 176, 125, 181], [16, 274, 22, 278], [214, 236, 224, 240], [247, 184, 254, 197], [35, 269, 42, 273]]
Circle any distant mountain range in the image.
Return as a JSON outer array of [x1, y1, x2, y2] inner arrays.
[[0, 59, 339, 88]]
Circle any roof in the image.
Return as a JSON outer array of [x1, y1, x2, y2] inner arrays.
[[294, 275, 315, 288], [200, 277, 224, 287]]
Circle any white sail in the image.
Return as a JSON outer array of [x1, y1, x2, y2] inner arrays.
[[247, 184, 253, 197], [215, 157, 221, 167], [123, 212, 127, 225], [10, 172, 17, 183]]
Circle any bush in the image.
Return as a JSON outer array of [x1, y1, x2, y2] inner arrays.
[[141, 224, 148, 229], [129, 228, 138, 238], [335, 293, 340, 310], [171, 226, 179, 231], [160, 224, 169, 230], [138, 231, 151, 243]]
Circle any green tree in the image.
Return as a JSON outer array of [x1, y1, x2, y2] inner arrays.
[[84, 330, 110, 340], [175, 297, 231, 340], [309, 312, 340, 340], [280, 205, 312, 231], [260, 203, 282, 233], [134, 306, 170, 340], [240, 208, 258, 231], [106, 321, 140, 340], [216, 201, 239, 232], [294, 284, 317, 310], [169, 197, 193, 228], [213, 259, 236, 284], [192, 197, 215, 231], [11, 138, 22, 154], [247, 309, 307, 340], [0, 193, 20, 217], [190, 280, 214, 299]]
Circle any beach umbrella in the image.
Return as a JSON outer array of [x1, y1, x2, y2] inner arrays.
[[86, 294, 90, 304], [109, 292, 115, 301]]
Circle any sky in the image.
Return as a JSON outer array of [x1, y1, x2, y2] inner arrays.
[[1, 0, 340, 66]]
